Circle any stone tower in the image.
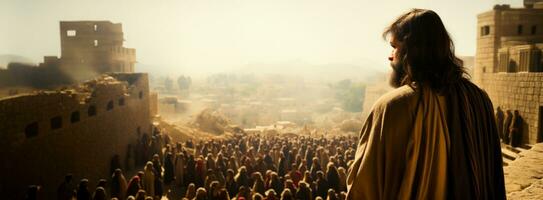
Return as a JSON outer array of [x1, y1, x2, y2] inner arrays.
[[59, 21, 136, 74]]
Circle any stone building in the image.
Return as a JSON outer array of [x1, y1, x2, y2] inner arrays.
[[59, 21, 136, 74], [0, 73, 153, 198], [0, 21, 136, 89], [474, 0, 543, 144]]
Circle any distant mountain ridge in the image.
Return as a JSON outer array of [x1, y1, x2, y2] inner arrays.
[[233, 60, 388, 82]]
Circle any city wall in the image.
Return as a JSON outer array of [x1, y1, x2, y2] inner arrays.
[[0, 73, 152, 198], [482, 73, 543, 144]]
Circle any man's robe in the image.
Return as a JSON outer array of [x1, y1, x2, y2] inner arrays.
[[346, 79, 505, 200]]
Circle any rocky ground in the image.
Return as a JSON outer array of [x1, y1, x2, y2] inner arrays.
[[504, 143, 543, 200]]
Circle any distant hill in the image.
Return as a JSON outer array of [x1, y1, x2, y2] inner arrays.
[[0, 54, 35, 68], [232, 60, 388, 82], [135, 59, 390, 83]]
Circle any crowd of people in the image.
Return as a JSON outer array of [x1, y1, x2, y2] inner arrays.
[[495, 107, 524, 147], [34, 128, 359, 200]]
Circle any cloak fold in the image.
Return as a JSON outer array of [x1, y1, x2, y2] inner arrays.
[[346, 79, 505, 200]]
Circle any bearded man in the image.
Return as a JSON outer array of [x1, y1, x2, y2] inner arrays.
[[346, 9, 505, 199]]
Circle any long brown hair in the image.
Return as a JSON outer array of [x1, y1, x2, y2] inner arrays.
[[383, 9, 467, 93]]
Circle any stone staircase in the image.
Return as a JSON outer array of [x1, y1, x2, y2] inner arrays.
[[502, 144, 533, 166]]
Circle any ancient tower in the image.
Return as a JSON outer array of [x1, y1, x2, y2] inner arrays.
[[59, 21, 136, 74]]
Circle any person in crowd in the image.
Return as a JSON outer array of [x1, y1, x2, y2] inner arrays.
[[91, 187, 106, 200], [57, 174, 75, 200], [126, 175, 142, 197], [76, 179, 91, 200], [185, 183, 197, 200], [143, 161, 155, 197], [111, 169, 127, 200]]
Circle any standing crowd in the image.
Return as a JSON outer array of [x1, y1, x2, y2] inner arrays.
[[495, 107, 525, 147], [37, 128, 359, 200]]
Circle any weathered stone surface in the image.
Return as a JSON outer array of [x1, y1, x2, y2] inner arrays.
[[0, 73, 153, 198], [505, 143, 543, 199]]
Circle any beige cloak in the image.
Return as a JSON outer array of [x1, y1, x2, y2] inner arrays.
[[347, 80, 505, 200]]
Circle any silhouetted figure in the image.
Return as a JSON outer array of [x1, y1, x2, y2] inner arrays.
[[309, 157, 322, 181], [134, 190, 146, 200], [204, 169, 217, 192], [195, 187, 208, 200], [315, 171, 329, 199], [126, 176, 141, 197], [496, 107, 504, 140], [216, 153, 227, 177], [92, 187, 106, 200], [326, 189, 338, 200], [234, 186, 249, 200], [280, 188, 294, 200], [155, 177, 164, 199], [252, 172, 266, 196], [225, 169, 237, 197], [111, 169, 127, 200], [143, 162, 155, 197], [186, 155, 197, 186], [264, 189, 277, 200], [175, 151, 185, 186], [25, 185, 40, 200], [270, 172, 283, 195], [195, 157, 206, 188], [185, 183, 196, 200], [77, 179, 91, 200], [151, 154, 164, 198], [503, 110, 513, 144], [277, 154, 288, 178], [326, 163, 340, 192], [164, 152, 175, 184], [96, 179, 107, 190], [337, 167, 347, 192], [295, 182, 312, 200], [510, 110, 523, 147], [57, 174, 75, 200], [235, 166, 250, 193]]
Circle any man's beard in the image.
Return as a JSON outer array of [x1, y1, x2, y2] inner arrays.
[[389, 61, 405, 88]]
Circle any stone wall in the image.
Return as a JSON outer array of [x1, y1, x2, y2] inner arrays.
[[0, 73, 152, 198], [482, 72, 543, 144], [475, 5, 543, 145], [150, 92, 158, 117]]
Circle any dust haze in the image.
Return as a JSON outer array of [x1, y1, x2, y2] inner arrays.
[[1, 0, 536, 199]]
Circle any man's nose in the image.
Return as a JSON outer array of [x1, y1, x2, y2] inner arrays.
[[388, 56, 393, 61]]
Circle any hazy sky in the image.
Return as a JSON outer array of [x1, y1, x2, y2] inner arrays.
[[0, 0, 522, 76]]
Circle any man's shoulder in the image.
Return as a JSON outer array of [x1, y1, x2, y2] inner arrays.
[[372, 85, 419, 112]]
